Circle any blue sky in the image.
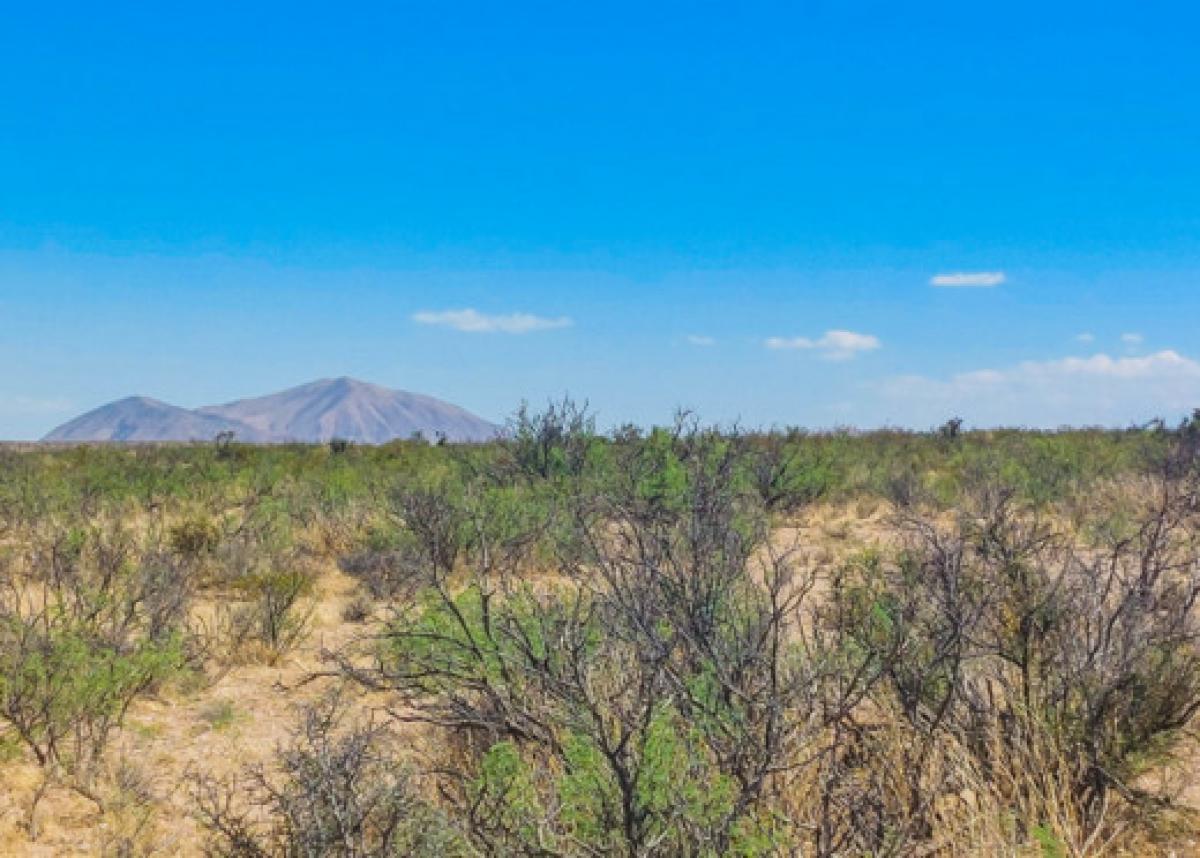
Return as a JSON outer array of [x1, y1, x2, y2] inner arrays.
[[2, 2, 1199, 437]]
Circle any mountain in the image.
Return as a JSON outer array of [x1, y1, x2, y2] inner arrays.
[[42, 379, 499, 444], [42, 396, 262, 443], [198, 377, 498, 443]]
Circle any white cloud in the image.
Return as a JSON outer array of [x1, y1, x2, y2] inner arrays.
[[686, 334, 716, 347], [413, 308, 573, 334], [766, 329, 881, 361], [930, 271, 1006, 288], [878, 350, 1200, 427], [1121, 332, 1144, 345], [1075, 332, 1095, 343]]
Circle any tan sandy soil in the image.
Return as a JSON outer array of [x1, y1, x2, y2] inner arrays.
[[0, 564, 372, 857], [1, 500, 1197, 856]]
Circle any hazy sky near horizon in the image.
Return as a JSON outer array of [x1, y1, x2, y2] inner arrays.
[[3, 2, 1199, 438]]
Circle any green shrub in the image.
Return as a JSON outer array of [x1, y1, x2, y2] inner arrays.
[[167, 514, 221, 559], [0, 528, 189, 834], [232, 566, 314, 663]]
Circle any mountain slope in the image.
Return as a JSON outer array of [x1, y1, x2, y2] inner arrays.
[[197, 377, 498, 443], [42, 396, 260, 443], [42, 379, 499, 444]]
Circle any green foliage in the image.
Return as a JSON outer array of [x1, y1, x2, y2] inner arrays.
[[367, 421, 852, 856], [232, 565, 314, 661], [466, 714, 779, 856], [3, 421, 1174, 530], [1032, 824, 1067, 858], [507, 396, 600, 482], [4, 405, 1197, 855], [0, 524, 191, 833], [0, 623, 184, 766]]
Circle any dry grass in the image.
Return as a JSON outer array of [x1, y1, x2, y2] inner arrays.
[[1, 500, 1198, 856], [0, 558, 369, 856]]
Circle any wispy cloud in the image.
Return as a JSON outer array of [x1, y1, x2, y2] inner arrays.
[[1121, 332, 1144, 345], [686, 334, 716, 347], [1075, 332, 1095, 343], [413, 308, 573, 334], [765, 329, 881, 361], [879, 350, 1200, 427], [930, 271, 1006, 288]]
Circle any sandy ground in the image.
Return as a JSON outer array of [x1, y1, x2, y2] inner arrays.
[[1, 499, 1197, 856], [0, 563, 367, 857], [0, 501, 898, 856]]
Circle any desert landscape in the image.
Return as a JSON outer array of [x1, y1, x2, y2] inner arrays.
[[5, 3, 1197, 854], [3, 403, 1200, 855]]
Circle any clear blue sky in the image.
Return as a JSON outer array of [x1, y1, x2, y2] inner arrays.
[[3, 2, 1199, 437]]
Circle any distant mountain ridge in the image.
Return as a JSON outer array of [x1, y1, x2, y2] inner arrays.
[[43, 378, 499, 444]]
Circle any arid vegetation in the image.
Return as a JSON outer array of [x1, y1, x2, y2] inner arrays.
[[2, 408, 1200, 855]]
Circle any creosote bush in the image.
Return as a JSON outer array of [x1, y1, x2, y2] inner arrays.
[[0, 525, 189, 835], [834, 461, 1200, 853], [230, 565, 315, 663], [339, 423, 881, 855], [193, 691, 460, 857], [326, 412, 1200, 856], [2, 403, 1200, 855]]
